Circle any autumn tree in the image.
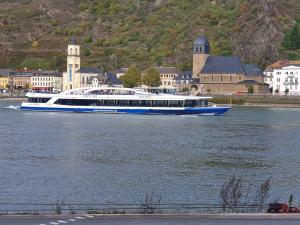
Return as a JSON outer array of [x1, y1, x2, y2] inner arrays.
[[142, 67, 161, 87]]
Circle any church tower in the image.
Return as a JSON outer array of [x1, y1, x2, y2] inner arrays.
[[63, 36, 80, 90], [192, 35, 210, 78]]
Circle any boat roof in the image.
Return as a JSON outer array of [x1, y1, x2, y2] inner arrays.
[[25, 87, 212, 100]]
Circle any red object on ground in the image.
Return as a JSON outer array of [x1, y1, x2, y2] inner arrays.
[[267, 203, 300, 213], [267, 203, 289, 213]]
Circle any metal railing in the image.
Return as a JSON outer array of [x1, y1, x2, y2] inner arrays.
[[0, 203, 269, 215]]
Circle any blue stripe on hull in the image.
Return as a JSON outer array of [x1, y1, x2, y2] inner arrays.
[[20, 106, 230, 115]]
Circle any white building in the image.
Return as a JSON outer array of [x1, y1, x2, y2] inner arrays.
[[63, 37, 80, 91], [115, 68, 128, 79], [31, 70, 63, 92], [264, 65, 300, 94]]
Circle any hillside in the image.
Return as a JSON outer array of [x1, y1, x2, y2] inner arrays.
[[0, 0, 300, 71]]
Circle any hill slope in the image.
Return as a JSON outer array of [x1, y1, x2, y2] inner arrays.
[[0, 0, 299, 71]]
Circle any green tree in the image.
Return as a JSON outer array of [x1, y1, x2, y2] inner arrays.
[[282, 24, 300, 50], [248, 85, 254, 94], [142, 67, 160, 87], [290, 24, 300, 49], [120, 65, 141, 88], [83, 35, 92, 43], [289, 194, 294, 207]]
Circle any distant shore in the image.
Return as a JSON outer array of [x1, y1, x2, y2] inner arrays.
[[0, 98, 25, 101], [238, 103, 300, 108]]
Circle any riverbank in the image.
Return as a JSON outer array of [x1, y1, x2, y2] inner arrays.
[[210, 95, 300, 108], [0, 98, 24, 101]]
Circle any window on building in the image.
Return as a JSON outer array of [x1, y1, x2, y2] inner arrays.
[[69, 68, 72, 82]]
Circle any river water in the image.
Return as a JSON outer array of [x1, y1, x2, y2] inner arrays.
[[0, 100, 300, 208]]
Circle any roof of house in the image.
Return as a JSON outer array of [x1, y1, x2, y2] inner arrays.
[[243, 64, 264, 76], [174, 70, 199, 84], [201, 56, 245, 74], [9, 71, 33, 77], [87, 72, 122, 85], [265, 60, 300, 71], [105, 72, 123, 85], [76, 67, 102, 74], [153, 66, 181, 74], [0, 69, 13, 76]]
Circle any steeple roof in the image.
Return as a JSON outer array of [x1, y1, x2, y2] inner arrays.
[[194, 35, 210, 46], [70, 36, 77, 45]]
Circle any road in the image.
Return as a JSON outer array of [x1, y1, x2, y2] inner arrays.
[[0, 214, 300, 225]]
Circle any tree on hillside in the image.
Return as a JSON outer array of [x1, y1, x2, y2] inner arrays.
[[282, 24, 300, 50], [120, 65, 141, 88], [142, 67, 160, 87]]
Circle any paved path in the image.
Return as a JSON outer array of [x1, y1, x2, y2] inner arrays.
[[0, 214, 300, 225]]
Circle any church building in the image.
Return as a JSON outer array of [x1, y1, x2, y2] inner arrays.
[[192, 36, 269, 94], [63, 37, 80, 90]]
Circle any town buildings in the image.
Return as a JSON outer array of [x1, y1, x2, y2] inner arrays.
[[31, 70, 63, 92], [154, 66, 181, 87], [173, 71, 199, 91], [264, 60, 300, 95], [0, 69, 10, 89], [9, 70, 32, 90], [192, 36, 269, 94]]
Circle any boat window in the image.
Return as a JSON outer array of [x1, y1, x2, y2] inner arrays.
[[54, 99, 100, 106], [102, 100, 115, 106], [198, 100, 209, 107], [139, 100, 152, 107], [168, 100, 183, 107], [116, 100, 129, 106], [129, 100, 139, 107], [184, 100, 197, 107], [152, 100, 167, 107], [28, 97, 51, 103]]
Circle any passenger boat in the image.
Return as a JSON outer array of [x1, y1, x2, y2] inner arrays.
[[20, 87, 230, 115]]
